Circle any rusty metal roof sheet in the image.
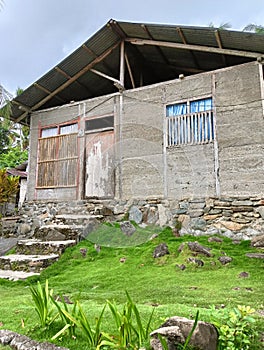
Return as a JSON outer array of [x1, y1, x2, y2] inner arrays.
[[10, 19, 264, 124]]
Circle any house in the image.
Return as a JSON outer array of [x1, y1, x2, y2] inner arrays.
[[9, 20, 263, 214]]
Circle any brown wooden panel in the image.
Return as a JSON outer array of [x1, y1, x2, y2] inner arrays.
[[37, 133, 78, 188]]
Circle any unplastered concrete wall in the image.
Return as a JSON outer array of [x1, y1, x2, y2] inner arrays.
[[164, 72, 216, 199], [120, 86, 164, 199], [215, 62, 264, 196]]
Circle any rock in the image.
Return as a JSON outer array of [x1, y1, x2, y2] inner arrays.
[[81, 220, 99, 240], [204, 214, 221, 221], [246, 253, 264, 259], [187, 257, 204, 266], [157, 204, 169, 227], [145, 207, 159, 225], [18, 223, 31, 236], [177, 214, 190, 228], [189, 210, 204, 218], [150, 326, 185, 347], [190, 218, 207, 231], [46, 229, 66, 241], [239, 271, 250, 278], [256, 206, 264, 219], [251, 234, 264, 248], [120, 221, 136, 236], [150, 316, 218, 350], [178, 243, 185, 253], [0, 329, 69, 350], [187, 241, 213, 257], [220, 220, 245, 231], [79, 248, 87, 257], [218, 256, 232, 265], [113, 204, 125, 215], [176, 264, 186, 270], [129, 206, 142, 224], [153, 243, 170, 258], [208, 237, 223, 243], [232, 200, 253, 206]]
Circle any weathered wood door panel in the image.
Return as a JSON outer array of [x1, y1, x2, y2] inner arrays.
[[85, 131, 115, 198]]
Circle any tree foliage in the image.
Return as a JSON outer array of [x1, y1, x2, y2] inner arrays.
[[0, 146, 28, 169], [0, 87, 29, 169], [0, 124, 10, 154], [243, 24, 264, 33]]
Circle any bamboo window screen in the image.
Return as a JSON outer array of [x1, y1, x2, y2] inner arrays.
[[37, 133, 78, 188]]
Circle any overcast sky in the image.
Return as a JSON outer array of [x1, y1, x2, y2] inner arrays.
[[0, 0, 264, 95]]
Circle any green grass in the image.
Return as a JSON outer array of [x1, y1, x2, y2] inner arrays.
[[0, 225, 263, 349]]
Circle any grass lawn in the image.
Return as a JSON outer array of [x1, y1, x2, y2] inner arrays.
[[0, 225, 263, 349]]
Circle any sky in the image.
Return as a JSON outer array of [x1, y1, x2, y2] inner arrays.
[[0, 0, 264, 95]]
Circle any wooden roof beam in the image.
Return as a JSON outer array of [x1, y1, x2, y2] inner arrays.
[[82, 44, 115, 78], [34, 83, 66, 103], [55, 67, 93, 95], [126, 38, 264, 59], [14, 41, 121, 123]]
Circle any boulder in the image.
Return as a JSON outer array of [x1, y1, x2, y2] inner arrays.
[[218, 256, 232, 265], [153, 243, 170, 258], [150, 316, 218, 350], [251, 234, 264, 248], [187, 257, 204, 266], [120, 221, 136, 236], [129, 206, 143, 224], [208, 237, 223, 243], [187, 241, 213, 257]]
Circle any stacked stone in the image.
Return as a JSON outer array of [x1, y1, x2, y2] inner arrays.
[[1, 197, 263, 241]]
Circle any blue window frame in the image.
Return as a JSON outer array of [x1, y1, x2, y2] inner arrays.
[[166, 97, 214, 146]]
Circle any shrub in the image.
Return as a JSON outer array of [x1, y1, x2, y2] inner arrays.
[[211, 305, 259, 350]]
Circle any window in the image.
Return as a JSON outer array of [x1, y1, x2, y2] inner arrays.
[[166, 97, 214, 146], [37, 122, 78, 188], [85, 115, 114, 132], [41, 123, 78, 138]]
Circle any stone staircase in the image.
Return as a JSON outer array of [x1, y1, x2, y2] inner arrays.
[[0, 212, 101, 281]]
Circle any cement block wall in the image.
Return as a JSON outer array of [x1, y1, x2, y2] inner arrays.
[[215, 62, 264, 196], [28, 61, 264, 202]]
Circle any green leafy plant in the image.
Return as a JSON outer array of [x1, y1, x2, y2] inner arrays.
[[52, 299, 105, 347], [0, 169, 19, 203], [211, 305, 258, 350], [100, 291, 154, 349], [29, 280, 58, 328], [51, 295, 78, 339]]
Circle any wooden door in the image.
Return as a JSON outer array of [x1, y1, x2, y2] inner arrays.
[[85, 131, 115, 198]]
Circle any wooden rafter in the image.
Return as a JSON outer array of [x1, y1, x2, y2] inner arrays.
[[142, 24, 170, 66], [34, 83, 66, 103], [214, 30, 227, 65], [14, 41, 121, 122], [55, 67, 92, 95], [176, 27, 201, 69]]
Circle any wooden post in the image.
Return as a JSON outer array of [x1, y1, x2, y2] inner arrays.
[[119, 41, 125, 87]]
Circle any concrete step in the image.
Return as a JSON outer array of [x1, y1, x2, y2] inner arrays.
[[0, 253, 59, 272], [0, 269, 40, 281], [34, 224, 87, 241], [16, 239, 76, 256], [55, 214, 103, 225]]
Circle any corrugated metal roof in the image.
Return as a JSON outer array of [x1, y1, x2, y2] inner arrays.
[[10, 19, 264, 124]]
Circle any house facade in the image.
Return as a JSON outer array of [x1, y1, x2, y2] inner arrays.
[[9, 21, 263, 235], [26, 60, 263, 202]]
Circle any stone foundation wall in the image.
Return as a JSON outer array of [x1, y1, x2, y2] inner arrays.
[[1, 197, 263, 240]]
